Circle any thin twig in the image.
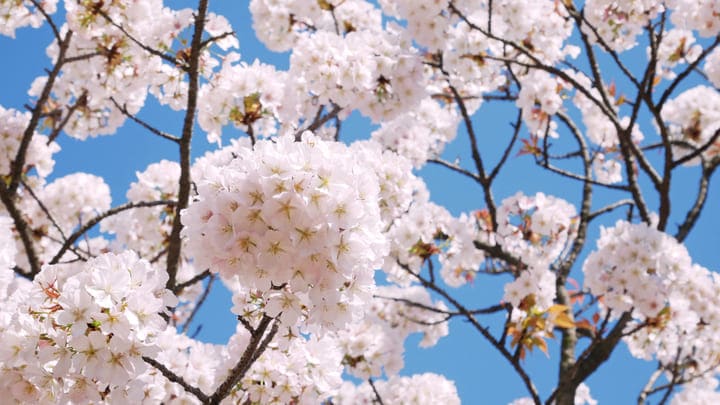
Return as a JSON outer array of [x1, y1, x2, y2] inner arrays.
[[294, 104, 342, 140], [49, 200, 176, 265], [174, 269, 212, 294], [96, 9, 179, 67], [181, 274, 216, 333], [110, 97, 180, 142], [589, 199, 635, 221]]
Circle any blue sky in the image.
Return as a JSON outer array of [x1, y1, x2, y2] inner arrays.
[[1, 2, 719, 404]]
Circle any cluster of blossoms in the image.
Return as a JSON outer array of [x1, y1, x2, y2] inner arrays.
[[565, 70, 644, 184], [569, 71, 645, 149], [488, 0, 577, 65], [585, 220, 720, 384], [183, 134, 386, 333], [591, 153, 623, 185], [288, 29, 425, 122], [33, 1, 196, 139], [349, 140, 426, 224], [197, 55, 285, 144], [233, 331, 343, 404], [0, 215, 16, 293], [28, 173, 111, 236], [438, 210, 491, 288], [667, 0, 720, 37], [334, 373, 460, 405], [583, 220, 691, 318], [516, 70, 564, 139], [624, 262, 720, 378], [252, 0, 426, 124], [250, 0, 382, 52], [336, 285, 449, 379], [0, 251, 176, 403], [670, 378, 720, 405], [584, 0, 664, 51], [436, 17, 504, 114], [382, 197, 487, 288], [0, 0, 58, 37], [370, 98, 459, 168], [30, 1, 239, 139], [423, 0, 579, 119], [654, 29, 702, 79], [378, 0, 450, 52], [0, 105, 60, 178], [10, 173, 111, 271], [498, 192, 578, 311], [140, 327, 228, 402], [662, 86, 720, 165], [705, 48, 720, 88]]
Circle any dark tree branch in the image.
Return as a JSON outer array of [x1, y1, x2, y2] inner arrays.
[[199, 31, 237, 49], [0, 181, 41, 276], [447, 81, 498, 229], [552, 110, 592, 405], [48, 90, 87, 144], [9, 31, 73, 196], [428, 158, 482, 183], [488, 110, 522, 182], [368, 378, 385, 405], [166, 0, 210, 290], [589, 199, 635, 221], [28, 0, 61, 43], [208, 315, 278, 404], [294, 104, 342, 141], [672, 129, 720, 168], [675, 160, 718, 242], [19, 178, 67, 242], [174, 269, 212, 294], [143, 355, 210, 402]]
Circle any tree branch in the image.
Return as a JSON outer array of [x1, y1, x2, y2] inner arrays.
[[143, 355, 210, 402], [208, 315, 278, 404], [166, 0, 210, 290]]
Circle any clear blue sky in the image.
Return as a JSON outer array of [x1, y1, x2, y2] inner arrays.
[[1, 2, 718, 403]]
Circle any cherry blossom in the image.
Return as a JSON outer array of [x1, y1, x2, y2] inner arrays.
[[0, 0, 58, 38], [371, 98, 459, 168], [183, 133, 386, 333], [662, 86, 720, 165], [334, 373, 460, 405], [0, 251, 175, 403], [0, 106, 60, 178]]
